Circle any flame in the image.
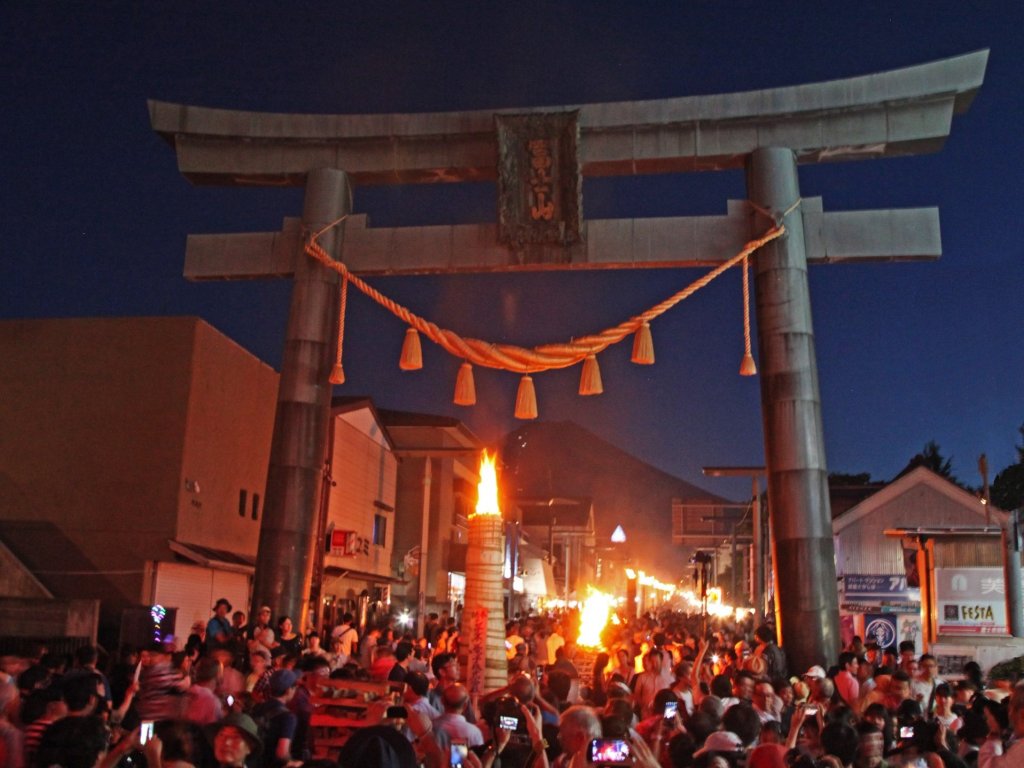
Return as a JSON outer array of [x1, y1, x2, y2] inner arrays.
[[577, 586, 614, 648], [472, 451, 501, 518]]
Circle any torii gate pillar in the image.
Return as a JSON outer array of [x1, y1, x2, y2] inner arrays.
[[252, 168, 350, 631], [747, 148, 838, 666]]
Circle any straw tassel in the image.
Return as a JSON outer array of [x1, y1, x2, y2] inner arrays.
[[578, 355, 604, 396], [631, 322, 655, 365], [739, 353, 757, 376], [739, 255, 757, 376], [329, 274, 348, 384], [454, 362, 476, 406], [514, 375, 538, 420], [399, 327, 423, 371]]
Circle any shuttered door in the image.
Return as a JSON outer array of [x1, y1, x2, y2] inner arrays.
[[153, 562, 250, 646]]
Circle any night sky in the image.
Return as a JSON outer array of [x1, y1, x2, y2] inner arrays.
[[3, 2, 1021, 500]]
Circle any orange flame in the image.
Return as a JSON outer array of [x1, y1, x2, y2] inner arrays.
[[472, 451, 501, 518]]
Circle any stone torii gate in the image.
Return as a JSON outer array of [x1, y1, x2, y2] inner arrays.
[[150, 50, 987, 672]]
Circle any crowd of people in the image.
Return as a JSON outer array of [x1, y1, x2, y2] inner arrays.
[[0, 599, 1022, 768]]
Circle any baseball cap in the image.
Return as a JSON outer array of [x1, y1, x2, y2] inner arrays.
[[802, 665, 826, 679], [269, 669, 299, 696], [694, 730, 743, 757]]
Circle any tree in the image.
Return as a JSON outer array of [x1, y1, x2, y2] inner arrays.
[[896, 440, 958, 484], [991, 423, 1024, 512]]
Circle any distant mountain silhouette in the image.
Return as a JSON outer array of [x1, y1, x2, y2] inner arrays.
[[501, 421, 733, 580]]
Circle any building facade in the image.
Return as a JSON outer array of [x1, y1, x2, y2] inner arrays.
[[0, 317, 278, 644]]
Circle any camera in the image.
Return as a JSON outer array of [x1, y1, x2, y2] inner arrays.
[[385, 705, 409, 720], [495, 695, 522, 731]]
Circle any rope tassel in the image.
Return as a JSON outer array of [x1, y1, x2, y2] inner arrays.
[[631, 322, 655, 365], [579, 355, 604, 396], [454, 362, 476, 406], [514, 375, 538, 420], [329, 274, 348, 385], [399, 327, 423, 371]]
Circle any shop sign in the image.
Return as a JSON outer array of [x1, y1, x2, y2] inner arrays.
[[330, 529, 369, 557], [935, 567, 1009, 636]]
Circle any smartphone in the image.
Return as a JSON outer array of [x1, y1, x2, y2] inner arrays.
[[499, 714, 519, 730], [804, 705, 818, 717], [139, 721, 155, 745], [900, 726, 915, 739], [386, 705, 409, 720], [450, 740, 468, 767], [589, 738, 631, 766], [226, 695, 234, 707], [663, 700, 678, 720]]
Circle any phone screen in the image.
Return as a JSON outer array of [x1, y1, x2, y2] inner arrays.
[[499, 714, 519, 730], [663, 700, 678, 720], [140, 721, 154, 745], [589, 738, 631, 765], [900, 726, 914, 739], [450, 741, 468, 767]]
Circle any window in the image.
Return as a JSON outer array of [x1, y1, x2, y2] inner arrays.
[[238, 490, 247, 517], [251, 493, 260, 521], [372, 514, 387, 547]]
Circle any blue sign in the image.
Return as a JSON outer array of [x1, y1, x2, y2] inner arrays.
[[845, 574, 908, 596]]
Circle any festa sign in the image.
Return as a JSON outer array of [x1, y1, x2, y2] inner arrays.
[[935, 567, 1015, 636]]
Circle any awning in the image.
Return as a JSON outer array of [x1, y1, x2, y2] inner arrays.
[[169, 540, 255, 575], [522, 556, 557, 598]]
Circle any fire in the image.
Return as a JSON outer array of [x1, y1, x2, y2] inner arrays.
[[577, 586, 613, 648], [472, 450, 501, 518]]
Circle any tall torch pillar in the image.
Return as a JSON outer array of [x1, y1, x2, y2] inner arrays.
[[463, 452, 509, 694]]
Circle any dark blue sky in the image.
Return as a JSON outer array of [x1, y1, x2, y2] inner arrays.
[[2, 2, 1021, 499]]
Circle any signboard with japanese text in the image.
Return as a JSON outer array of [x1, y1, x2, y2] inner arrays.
[[935, 567, 1009, 636], [466, 607, 488, 698], [844, 574, 909, 597], [496, 112, 582, 252]]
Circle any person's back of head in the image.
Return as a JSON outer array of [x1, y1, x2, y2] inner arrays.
[[405, 671, 429, 698], [441, 683, 469, 713], [754, 625, 775, 644], [395, 641, 413, 662], [723, 702, 761, 747], [62, 672, 101, 713], [194, 656, 221, 685], [547, 669, 572, 703], [710, 674, 733, 698], [687, 711, 718, 744], [74, 645, 98, 668], [35, 715, 109, 768], [820, 722, 858, 767]]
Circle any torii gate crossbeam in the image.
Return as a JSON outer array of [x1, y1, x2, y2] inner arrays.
[[151, 50, 987, 672]]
